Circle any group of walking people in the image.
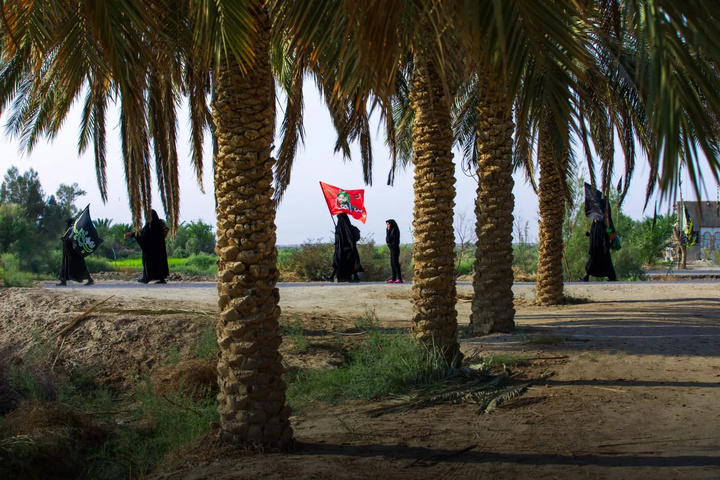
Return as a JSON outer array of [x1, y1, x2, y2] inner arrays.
[[324, 213, 403, 284], [58, 193, 615, 287], [57, 209, 169, 286]]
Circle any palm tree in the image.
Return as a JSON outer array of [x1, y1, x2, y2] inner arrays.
[[469, 72, 518, 332], [274, 2, 463, 362], [1, 0, 294, 449], [452, 1, 589, 330], [408, 53, 461, 363]]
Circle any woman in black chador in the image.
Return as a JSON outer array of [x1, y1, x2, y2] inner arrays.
[[125, 210, 170, 284], [385, 219, 403, 283], [326, 213, 364, 282], [582, 215, 617, 282], [58, 219, 94, 286]]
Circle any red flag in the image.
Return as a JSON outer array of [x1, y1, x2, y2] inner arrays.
[[319, 181, 367, 224]]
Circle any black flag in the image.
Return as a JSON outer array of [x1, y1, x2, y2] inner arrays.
[[68, 205, 103, 257], [584, 183, 605, 221]]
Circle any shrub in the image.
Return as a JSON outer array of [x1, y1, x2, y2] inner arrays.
[[85, 256, 114, 273], [279, 239, 413, 282], [0, 253, 33, 287], [176, 253, 217, 276], [285, 239, 334, 281]]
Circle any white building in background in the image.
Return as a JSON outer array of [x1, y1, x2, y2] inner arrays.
[[680, 201, 720, 261]]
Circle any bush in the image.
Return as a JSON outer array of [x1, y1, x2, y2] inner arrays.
[[177, 253, 217, 276], [285, 239, 334, 281], [85, 255, 114, 273], [0, 253, 33, 287], [279, 239, 413, 282]]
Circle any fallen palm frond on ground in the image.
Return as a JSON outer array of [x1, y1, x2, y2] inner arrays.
[[58, 295, 116, 337], [96, 307, 215, 317], [366, 363, 554, 417]]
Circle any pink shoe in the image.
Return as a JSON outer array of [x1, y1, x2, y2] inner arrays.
[[394, 279, 404, 284], [386, 279, 394, 283]]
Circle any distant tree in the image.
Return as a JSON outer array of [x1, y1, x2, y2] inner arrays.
[[629, 215, 675, 266], [0, 204, 30, 255], [166, 220, 215, 257], [0, 167, 88, 272], [0, 167, 45, 223], [55, 183, 87, 217]]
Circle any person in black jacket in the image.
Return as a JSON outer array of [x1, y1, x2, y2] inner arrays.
[[125, 209, 170, 284], [325, 213, 364, 282], [385, 219, 403, 283], [57, 218, 94, 286]]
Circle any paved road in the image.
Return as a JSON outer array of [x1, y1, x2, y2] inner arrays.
[[42, 278, 720, 291]]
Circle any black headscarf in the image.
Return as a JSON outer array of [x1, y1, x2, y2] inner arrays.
[[134, 209, 170, 281], [385, 219, 400, 247], [332, 213, 364, 280]]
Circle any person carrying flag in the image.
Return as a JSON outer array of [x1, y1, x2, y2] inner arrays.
[[325, 213, 364, 283], [57, 218, 94, 286]]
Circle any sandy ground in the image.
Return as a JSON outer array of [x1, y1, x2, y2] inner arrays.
[[1, 280, 719, 479]]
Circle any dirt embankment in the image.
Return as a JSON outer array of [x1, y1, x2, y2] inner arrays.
[[1, 281, 719, 479]]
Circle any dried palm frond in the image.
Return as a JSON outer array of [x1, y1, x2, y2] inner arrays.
[[367, 369, 553, 418], [95, 307, 214, 317]]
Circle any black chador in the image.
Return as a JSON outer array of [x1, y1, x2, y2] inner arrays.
[[58, 219, 94, 286], [327, 213, 364, 282], [127, 210, 170, 283], [584, 219, 617, 281], [385, 219, 403, 283]]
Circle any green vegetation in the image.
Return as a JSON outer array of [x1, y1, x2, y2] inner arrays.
[[0, 253, 33, 287], [281, 315, 309, 353], [0, 331, 218, 480], [277, 239, 413, 282], [286, 330, 452, 412]]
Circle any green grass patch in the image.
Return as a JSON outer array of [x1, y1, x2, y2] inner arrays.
[[285, 331, 451, 413], [1, 330, 219, 480], [192, 325, 219, 362], [85, 380, 217, 479], [281, 315, 308, 353], [109, 255, 217, 276], [481, 353, 531, 369]]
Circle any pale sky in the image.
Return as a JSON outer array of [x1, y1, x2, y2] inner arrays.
[[0, 82, 689, 246]]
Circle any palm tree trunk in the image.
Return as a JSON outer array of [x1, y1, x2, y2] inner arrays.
[[535, 131, 567, 305], [470, 77, 516, 335], [212, 9, 292, 449], [410, 57, 461, 364]]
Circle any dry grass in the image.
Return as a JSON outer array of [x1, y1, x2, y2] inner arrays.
[[150, 360, 218, 402]]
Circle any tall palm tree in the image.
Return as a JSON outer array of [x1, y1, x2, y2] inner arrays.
[[274, 1, 463, 362], [0, 0, 295, 449], [408, 52, 461, 362], [470, 72, 518, 332], [452, 1, 589, 330]]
